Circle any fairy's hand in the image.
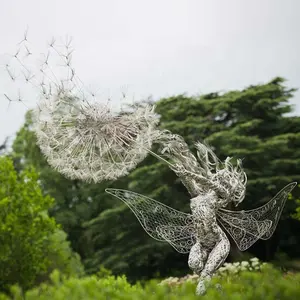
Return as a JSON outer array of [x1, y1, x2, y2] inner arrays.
[[172, 164, 188, 176]]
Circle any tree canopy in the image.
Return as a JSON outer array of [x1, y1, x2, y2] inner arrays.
[[10, 77, 300, 282]]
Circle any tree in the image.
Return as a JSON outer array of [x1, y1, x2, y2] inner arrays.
[[85, 77, 300, 280], [0, 156, 83, 292], [11, 77, 300, 282]]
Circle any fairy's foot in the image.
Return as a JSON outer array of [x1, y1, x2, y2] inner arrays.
[[195, 276, 211, 296]]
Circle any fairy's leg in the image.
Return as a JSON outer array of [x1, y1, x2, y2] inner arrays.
[[196, 232, 230, 296], [188, 243, 208, 275]]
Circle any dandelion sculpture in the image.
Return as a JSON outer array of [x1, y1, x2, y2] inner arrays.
[[2, 33, 162, 182], [33, 93, 161, 182], [2, 32, 297, 296]]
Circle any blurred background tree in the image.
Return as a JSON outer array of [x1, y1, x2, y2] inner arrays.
[[8, 77, 300, 283]]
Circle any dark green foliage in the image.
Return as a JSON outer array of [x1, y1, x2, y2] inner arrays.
[[10, 77, 300, 282], [0, 157, 83, 292]]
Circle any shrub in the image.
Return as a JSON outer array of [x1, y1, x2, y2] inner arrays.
[[0, 157, 83, 292], [1, 265, 300, 299]]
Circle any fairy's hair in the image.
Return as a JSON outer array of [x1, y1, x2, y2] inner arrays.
[[194, 142, 247, 206]]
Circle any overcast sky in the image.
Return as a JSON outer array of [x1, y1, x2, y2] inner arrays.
[[0, 0, 299, 145]]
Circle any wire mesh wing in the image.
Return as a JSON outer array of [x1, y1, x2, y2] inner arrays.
[[217, 182, 297, 251], [105, 188, 196, 253]]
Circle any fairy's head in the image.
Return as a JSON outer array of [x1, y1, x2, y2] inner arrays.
[[195, 142, 247, 207], [212, 158, 247, 207]]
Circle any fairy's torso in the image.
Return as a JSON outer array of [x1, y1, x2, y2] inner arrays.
[[190, 191, 224, 249]]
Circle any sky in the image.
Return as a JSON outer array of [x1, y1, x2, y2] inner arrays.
[[0, 0, 299, 145]]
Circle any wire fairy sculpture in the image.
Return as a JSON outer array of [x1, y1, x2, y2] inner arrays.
[[2, 31, 297, 295], [105, 133, 297, 295]]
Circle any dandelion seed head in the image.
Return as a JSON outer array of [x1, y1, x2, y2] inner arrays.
[[33, 88, 161, 182], [3, 32, 162, 183]]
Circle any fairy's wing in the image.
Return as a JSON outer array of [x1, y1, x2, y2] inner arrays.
[[217, 211, 272, 251], [105, 188, 196, 253], [217, 182, 297, 251]]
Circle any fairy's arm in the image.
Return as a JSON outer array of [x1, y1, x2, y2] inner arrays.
[[180, 168, 229, 199], [159, 133, 227, 198], [174, 171, 200, 197]]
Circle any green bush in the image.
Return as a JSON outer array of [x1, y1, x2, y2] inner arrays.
[[37, 229, 84, 284], [1, 266, 300, 299], [0, 157, 83, 292]]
